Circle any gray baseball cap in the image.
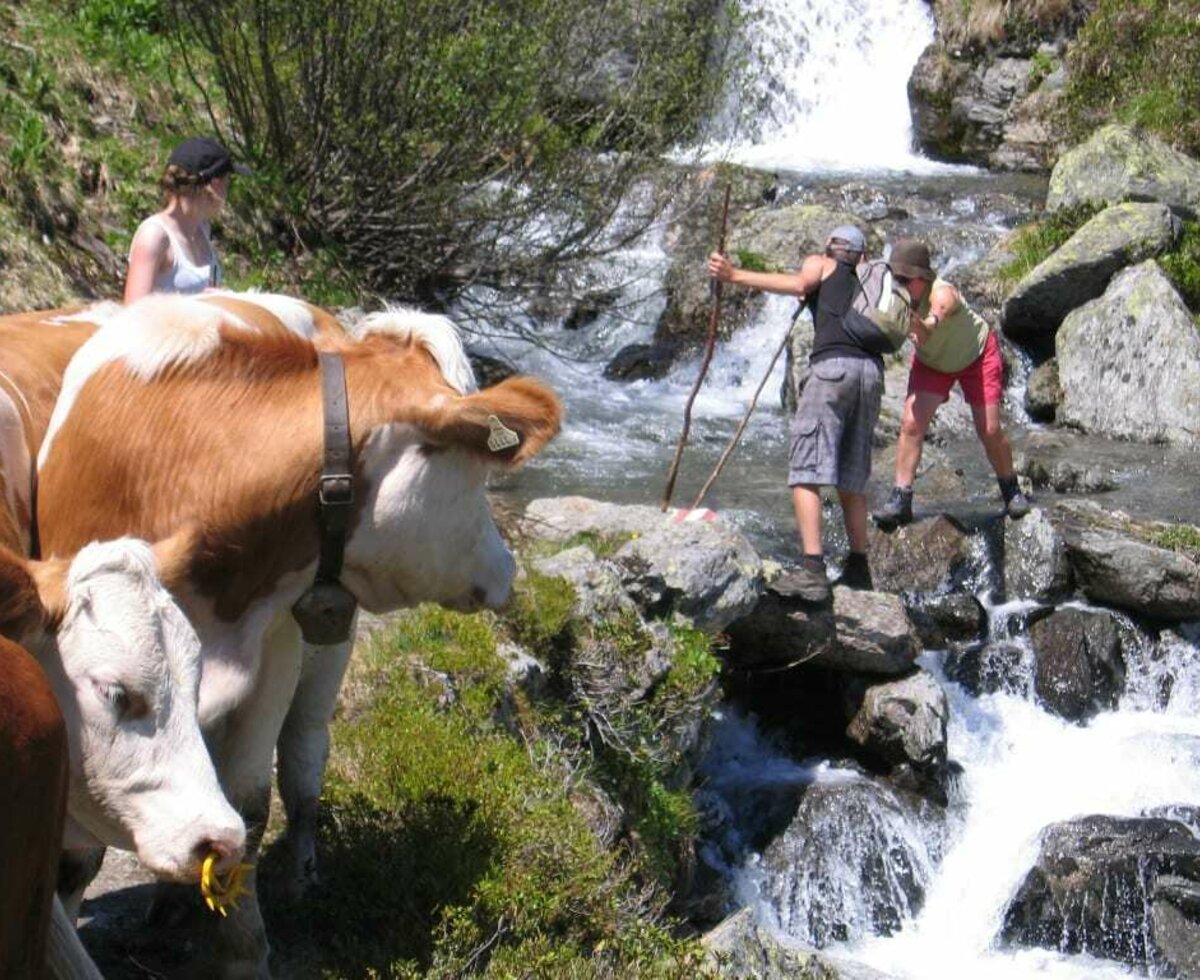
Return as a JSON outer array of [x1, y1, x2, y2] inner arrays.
[[826, 224, 866, 253]]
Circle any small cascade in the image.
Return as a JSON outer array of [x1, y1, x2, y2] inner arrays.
[[717, 0, 948, 172]]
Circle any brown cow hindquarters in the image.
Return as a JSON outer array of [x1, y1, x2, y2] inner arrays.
[[0, 637, 70, 980]]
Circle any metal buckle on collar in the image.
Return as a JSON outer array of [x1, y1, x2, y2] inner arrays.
[[319, 474, 353, 506]]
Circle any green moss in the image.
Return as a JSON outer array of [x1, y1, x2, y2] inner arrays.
[[998, 202, 1100, 285], [504, 568, 577, 662], [1160, 220, 1200, 314]]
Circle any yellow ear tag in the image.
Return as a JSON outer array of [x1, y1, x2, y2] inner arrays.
[[486, 414, 520, 453], [200, 852, 254, 917]]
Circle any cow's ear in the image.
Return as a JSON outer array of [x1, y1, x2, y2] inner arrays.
[[1, 546, 53, 642], [427, 376, 563, 466], [151, 521, 205, 594]]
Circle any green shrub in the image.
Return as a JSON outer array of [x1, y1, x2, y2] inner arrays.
[[266, 605, 707, 978], [733, 249, 777, 273], [1027, 48, 1057, 87], [1064, 0, 1200, 155]]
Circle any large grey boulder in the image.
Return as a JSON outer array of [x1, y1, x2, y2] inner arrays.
[[613, 520, 763, 632], [522, 496, 672, 539], [1002, 202, 1181, 345], [1028, 607, 1131, 722], [1002, 815, 1200, 976], [702, 908, 898, 980], [1057, 261, 1200, 448], [1050, 502, 1200, 622], [1047, 124, 1200, 220]]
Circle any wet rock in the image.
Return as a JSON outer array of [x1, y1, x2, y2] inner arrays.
[[563, 287, 621, 331], [844, 670, 949, 777], [1028, 607, 1130, 721], [602, 341, 678, 381], [1023, 358, 1059, 422], [1019, 457, 1117, 494], [1003, 507, 1073, 603], [1056, 261, 1200, 449], [702, 907, 899, 980], [906, 593, 987, 649], [1001, 815, 1200, 974], [868, 515, 974, 595], [724, 587, 838, 670], [468, 350, 518, 388], [1047, 124, 1200, 220], [1051, 502, 1200, 621], [760, 779, 940, 947], [725, 586, 918, 677], [1002, 202, 1182, 347], [944, 641, 1034, 698], [829, 589, 921, 676]]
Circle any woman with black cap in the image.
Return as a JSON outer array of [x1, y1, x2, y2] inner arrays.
[[124, 136, 249, 303]]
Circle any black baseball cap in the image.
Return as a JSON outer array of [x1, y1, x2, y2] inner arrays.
[[167, 136, 250, 182]]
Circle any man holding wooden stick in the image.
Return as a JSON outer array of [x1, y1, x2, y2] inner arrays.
[[708, 225, 910, 602]]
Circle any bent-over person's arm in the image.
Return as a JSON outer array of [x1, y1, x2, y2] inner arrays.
[[708, 252, 826, 299]]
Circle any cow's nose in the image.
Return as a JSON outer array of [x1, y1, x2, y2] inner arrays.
[[193, 827, 247, 873]]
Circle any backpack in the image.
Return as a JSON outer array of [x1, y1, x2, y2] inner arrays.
[[842, 259, 912, 355]]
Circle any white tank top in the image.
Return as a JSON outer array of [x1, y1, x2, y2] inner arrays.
[[132, 214, 221, 295]]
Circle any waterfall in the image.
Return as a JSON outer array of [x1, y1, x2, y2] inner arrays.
[[719, 0, 949, 173]]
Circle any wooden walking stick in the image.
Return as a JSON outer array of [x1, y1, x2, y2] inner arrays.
[[689, 307, 799, 511], [660, 182, 733, 512]]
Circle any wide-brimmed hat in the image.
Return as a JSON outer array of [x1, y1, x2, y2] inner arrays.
[[167, 136, 250, 182], [886, 238, 936, 281], [826, 224, 866, 253]]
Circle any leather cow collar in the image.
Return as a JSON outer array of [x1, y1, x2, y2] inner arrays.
[[291, 352, 359, 645]]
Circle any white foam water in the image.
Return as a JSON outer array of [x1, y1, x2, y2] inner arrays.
[[714, 0, 962, 173]]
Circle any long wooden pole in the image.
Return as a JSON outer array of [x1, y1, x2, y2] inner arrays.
[[660, 182, 732, 512], [689, 317, 794, 511]]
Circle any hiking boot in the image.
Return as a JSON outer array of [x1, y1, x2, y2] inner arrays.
[[774, 556, 831, 603], [837, 552, 873, 591], [874, 486, 913, 528], [999, 476, 1032, 519]]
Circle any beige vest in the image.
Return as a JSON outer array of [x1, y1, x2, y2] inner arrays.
[[916, 279, 990, 373]]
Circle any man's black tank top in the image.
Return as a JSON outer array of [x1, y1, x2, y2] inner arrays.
[[807, 260, 884, 368]]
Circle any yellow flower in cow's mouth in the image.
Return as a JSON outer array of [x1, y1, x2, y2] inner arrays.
[[200, 852, 254, 917]]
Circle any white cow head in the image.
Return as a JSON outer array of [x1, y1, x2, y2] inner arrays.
[[11, 531, 246, 880], [339, 311, 562, 616]]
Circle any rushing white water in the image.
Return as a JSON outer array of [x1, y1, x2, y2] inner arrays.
[[716, 0, 956, 173], [852, 644, 1200, 980]]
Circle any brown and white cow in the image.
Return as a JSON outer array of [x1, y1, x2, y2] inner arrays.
[[35, 291, 562, 976], [1, 307, 246, 973]]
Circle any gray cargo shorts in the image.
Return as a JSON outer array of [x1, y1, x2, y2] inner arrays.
[[788, 356, 883, 493]]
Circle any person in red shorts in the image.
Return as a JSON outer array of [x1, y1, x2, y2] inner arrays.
[[874, 238, 1031, 527]]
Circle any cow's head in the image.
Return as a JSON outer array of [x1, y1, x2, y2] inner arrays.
[[340, 311, 562, 614], [1, 530, 245, 880]]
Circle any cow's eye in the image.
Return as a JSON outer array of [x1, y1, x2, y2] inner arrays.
[[94, 682, 146, 720], [418, 443, 444, 457]]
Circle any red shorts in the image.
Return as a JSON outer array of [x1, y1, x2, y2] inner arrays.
[[908, 330, 1003, 406]]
